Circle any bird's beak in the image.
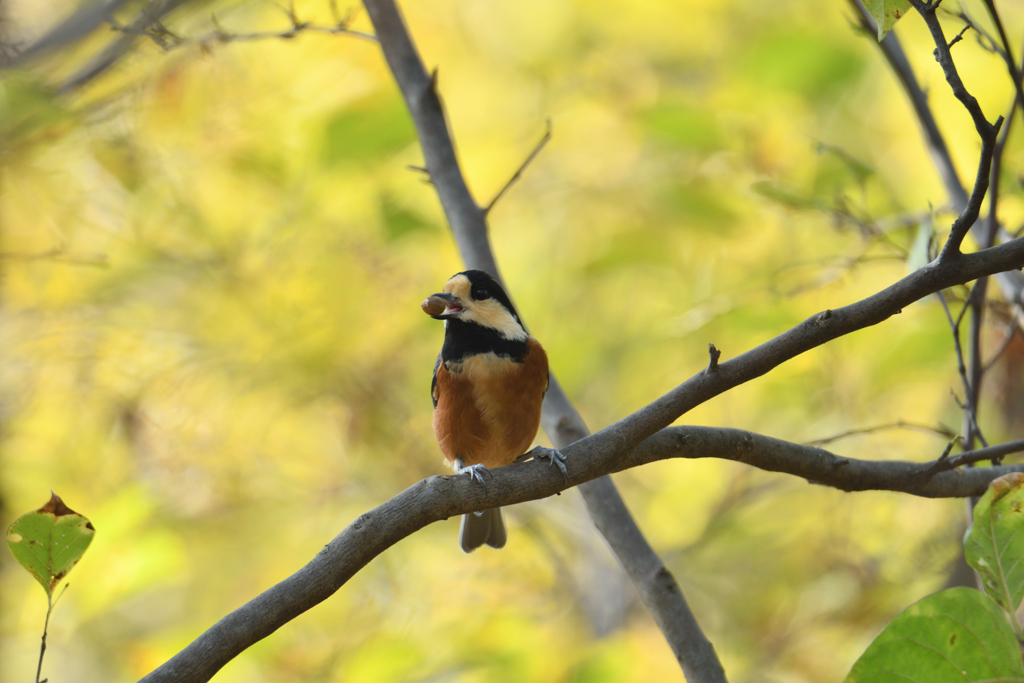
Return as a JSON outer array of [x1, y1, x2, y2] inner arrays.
[[422, 292, 464, 320]]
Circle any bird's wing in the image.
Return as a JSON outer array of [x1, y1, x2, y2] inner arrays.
[[431, 352, 442, 409]]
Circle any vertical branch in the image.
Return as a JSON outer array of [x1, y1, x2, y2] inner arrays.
[[906, 0, 1002, 258], [969, 4, 1024, 459], [361, 1, 727, 680]]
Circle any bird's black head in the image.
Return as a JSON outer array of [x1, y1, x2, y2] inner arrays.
[[425, 270, 525, 341]]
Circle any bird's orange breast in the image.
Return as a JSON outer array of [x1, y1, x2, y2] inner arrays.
[[433, 337, 549, 468]]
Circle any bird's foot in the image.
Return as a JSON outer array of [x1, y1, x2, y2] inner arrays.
[[519, 447, 569, 484], [454, 458, 492, 494]]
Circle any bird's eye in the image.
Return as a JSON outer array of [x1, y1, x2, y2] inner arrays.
[[471, 287, 490, 301]]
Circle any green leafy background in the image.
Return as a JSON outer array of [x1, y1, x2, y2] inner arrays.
[[2, 0, 1024, 681]]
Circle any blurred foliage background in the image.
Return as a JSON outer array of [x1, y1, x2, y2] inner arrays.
[[2, 0, 1024, 681]]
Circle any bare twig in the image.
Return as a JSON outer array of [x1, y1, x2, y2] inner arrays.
[[937, 288, 989, 447], [947, 24, 971, 51], [705, 344, 721, 374], [983, 323, 1017, 372], [804, 419, 956, 447], [923, 437, 1024, 474], [908, 0, 1003, 258], [939, 6, 1003, 58], [484, 119, 552, 215], [109, 9, 377, 50]]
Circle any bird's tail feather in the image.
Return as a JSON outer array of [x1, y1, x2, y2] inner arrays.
[[459, 507, 507, 553]]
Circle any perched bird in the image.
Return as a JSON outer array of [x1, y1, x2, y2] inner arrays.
[[423, 270, 566, 553]]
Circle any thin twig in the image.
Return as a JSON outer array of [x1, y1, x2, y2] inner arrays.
[[947, 23, 971, 50], [804, 420, 955, 447], [983, 323, 1017, 373], [938, 288, 989, 448], [705, 344, 721, 374], [921, 438, 1024, 475], [484, 119, 552, 215], [939, 7, 1003, 58], [109, 11, 377, 49]]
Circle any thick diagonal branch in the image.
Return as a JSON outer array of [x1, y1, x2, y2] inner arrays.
[[360, 0, 726, 679]]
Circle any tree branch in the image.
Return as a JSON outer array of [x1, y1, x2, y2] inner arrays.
[[137, 408, 1024, 682], [107, 6, 377, 51], [907, 0, 1002, 257], [359, 0, 726, 680], [484, 119, 552, 215]]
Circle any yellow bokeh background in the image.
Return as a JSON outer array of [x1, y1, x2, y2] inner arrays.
[[2, 0, 1024, 681]]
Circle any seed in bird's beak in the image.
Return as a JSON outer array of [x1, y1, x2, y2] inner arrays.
[[422, 296, 447, 317]]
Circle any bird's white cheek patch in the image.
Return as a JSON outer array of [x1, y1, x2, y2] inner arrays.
[[466, 301, 526, 341]]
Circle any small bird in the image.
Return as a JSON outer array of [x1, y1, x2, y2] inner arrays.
[[423, 270, 566, 553]]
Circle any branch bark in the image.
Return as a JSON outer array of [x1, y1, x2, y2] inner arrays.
[[359, 0, 727, 680]]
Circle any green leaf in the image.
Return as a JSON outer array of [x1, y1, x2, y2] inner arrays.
[[6, 493, 95, 599], [862, 0, 912, 41], [965, 472, 1024, 620], [844, 587, 1024, 682], [321, 95, 416, 167]]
